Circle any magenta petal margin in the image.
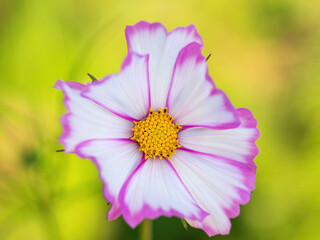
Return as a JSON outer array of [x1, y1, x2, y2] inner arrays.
[[165, 42, 240, 129], [81, 53, 151, 122], [178, 108, 259, 236], [54, 80, 86, 153], [118, 159, 209, 228], [125, 21, 203, 54]]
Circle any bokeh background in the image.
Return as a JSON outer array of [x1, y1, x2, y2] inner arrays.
[[0, 0, 319, 239]]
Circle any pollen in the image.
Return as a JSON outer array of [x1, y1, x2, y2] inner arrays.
[[131, 107, 182, 160]]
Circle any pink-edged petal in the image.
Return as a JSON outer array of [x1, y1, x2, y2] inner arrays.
[[107, 202, 122, 220], [179, 108, 260, 167], [75, 138, 142, 220], [125, 21, 203, 110], [126, 21, 167, 57], [171, 149, 256, 236], [118, 158, 208, 228], [82, 53, 150, 121], [54, 80, 133, 153], [167, 43, 239, 129]]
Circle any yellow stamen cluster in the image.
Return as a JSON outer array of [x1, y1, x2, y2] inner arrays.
[[131, 107, 182, 160]]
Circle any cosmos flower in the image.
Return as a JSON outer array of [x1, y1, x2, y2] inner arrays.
[[55, 21, 259, 236]]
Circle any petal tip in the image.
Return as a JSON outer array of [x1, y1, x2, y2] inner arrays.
[[54, 79, 63, 90]]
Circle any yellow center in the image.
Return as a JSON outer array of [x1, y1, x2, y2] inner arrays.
[[131, 107, 181, 160]]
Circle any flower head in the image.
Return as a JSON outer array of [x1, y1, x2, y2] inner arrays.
[[55, 21, 260, 236]]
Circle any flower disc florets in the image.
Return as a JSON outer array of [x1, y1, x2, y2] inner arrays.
[[131, 107, 182, 159]]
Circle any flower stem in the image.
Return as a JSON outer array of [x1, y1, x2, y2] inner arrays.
[[140, 220, 152, 240]]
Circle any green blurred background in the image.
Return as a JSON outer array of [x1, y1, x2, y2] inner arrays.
[[0, 0, 319, 239]]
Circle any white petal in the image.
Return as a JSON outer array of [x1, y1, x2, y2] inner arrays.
[[54, 80, 133, 153], [82, 53, 150, 121], [118, 158, 208, 228], [179, 108, 260, 167], [126, 21, 202, 110], [75, 139, 142, 220], [125, 22, 167, 58], [171, 149, 256, 236], [167, 43, 239, 128]]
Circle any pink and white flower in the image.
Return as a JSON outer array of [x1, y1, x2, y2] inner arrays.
[[55, 21, 259, 236]]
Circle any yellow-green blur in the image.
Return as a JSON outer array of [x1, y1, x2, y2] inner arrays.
[[0, 0, 319, 239]]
